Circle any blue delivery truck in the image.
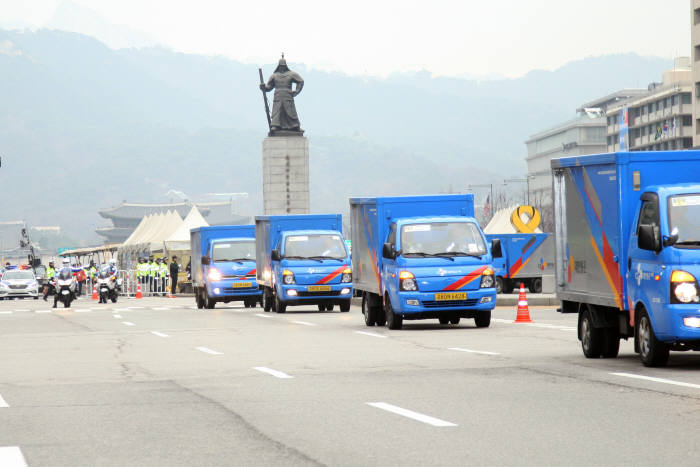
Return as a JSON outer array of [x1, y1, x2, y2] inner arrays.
[[255, 214, 353, 313], [552, 151, 700, 366], [191, 225, 262, 310], [350, 195, 500, 330], [486, 233, 553, 294]]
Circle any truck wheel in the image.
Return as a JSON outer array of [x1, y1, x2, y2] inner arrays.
[[449, 316, 461, 325], [196, 291, 205, 309], [474, 310, 490, 328], [529, 278, 542, 294], [439, 316, 449, 325], [362, 294, 376, 326], [637, 309, 669, 367], [501, 280, 514, 294], [263, 290, 272, 312], [496, 277, 504, 294], [385, 296, 402, 330], [206, 295, 216, 309], [580, 307, 602, 358], [326, 304, 334, 311], [274, 291, 286, 313], [339, 300, 351, 312], [602, 327, 620, 358], [317, 304, 326, 312]]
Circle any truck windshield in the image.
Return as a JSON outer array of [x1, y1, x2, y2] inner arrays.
[[668, 194, 700, 246], [284, 234, 347, 259], [400, 222, 487, 257], [212, 241, 255, 262]]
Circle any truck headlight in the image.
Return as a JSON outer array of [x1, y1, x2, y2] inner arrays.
[[399, 271, 417, 291], [208, 268, 222, 281], [341, 268, 352, 283], [671, 270, 700, 304], [283, 269, 295, 284], [480, 268, 495, 288]]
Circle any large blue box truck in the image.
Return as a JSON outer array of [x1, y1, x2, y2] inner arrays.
[[255, 214, 353, 313], [190, 225, 262, 309], [350, 195, 499, 330], [552, 151, 700, 366]]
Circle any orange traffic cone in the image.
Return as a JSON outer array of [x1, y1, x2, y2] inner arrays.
[[135, 283, 143, 299], [91, 284, 98, 300], [514, 282, 532, 323]]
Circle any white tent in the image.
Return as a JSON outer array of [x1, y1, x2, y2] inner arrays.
[[484, 205, 543, 234], [164, 206, 209, 251], [119, 211, 183, 254]]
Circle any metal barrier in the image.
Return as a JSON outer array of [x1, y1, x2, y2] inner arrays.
[[68, 268, 175, 298]]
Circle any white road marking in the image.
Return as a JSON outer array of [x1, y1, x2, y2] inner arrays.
[[122, 321, 135, 326], [152, 307, 171, 311], [0, 311, 12, 314], [114, 308, 130, 312], [128, 307, 144, 309], [448, 347, 500, 356], [610, 372, 700, 390], [0, 393, 8, 407], [253, 367, 294, 379], [0, 447, 28, 467], [292, 320, 317, 326], [255, 313, 272, 318], [35, 309, 52, 313], [74, 309, 91, 312], [151, 331, 170, 338], [354, 331, 387, 338], [366, 402, 457, 427], [113, 314, 122, 319], [491, 318, 511, 323], [13, 309, 29, 312], [196, 346, 223, 355]]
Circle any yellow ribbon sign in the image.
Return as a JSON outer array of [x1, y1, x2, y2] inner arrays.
[[511, 205, 541, 233]]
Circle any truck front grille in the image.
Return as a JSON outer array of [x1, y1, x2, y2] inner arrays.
[[422, 299, 479, 308], [297, 291, 341, 297]]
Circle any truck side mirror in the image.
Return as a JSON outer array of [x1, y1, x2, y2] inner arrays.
[[271, 249, 281, 261], [491, 239, 503, 258], [382, 243, 395, 259], [638, 224, 660, 252], [663, 227, 679, 247], [201, 255, 210, 265]]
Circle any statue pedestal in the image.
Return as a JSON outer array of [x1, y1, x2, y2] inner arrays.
[[262, 136, 310, 215]]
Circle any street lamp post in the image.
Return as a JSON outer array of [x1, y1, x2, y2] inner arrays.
[[503, 176, 535, 206]]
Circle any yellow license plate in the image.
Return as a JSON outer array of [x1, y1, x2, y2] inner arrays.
[[233, 282, 252, 288], [308, 285, 331, 292], [435, 292, 467, 301]]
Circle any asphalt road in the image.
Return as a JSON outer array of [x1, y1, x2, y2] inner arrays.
[[1, 295, 700, 466]]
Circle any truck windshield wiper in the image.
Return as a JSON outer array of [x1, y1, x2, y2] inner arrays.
[[674, 241, 700, 246], [283, 255, 323, 262], [442, 251, 485, 258], [403, 252, 455, 261], [307, 256, 344, 261]]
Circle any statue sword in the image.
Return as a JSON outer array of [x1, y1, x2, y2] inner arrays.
[[258, 68, 272, 133]]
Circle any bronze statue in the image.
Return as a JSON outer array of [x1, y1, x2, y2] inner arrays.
[[259, 55, 304, 135]]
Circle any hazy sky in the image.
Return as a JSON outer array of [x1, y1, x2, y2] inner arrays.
[[1, 0, 691, 78]]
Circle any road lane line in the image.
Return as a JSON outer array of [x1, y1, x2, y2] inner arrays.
[[74, 309, 92, 312], [491, 318, 511, 323], [0, 393, 8, 407], [36, 309, 52, 313], [366, 402, 457, 427], [196, 346, 222, 355], [292, 320, 317, 326], [354, 331, 387, 338], [122, 321, 135, 326], [610, 372, 700, 390], [151, 331, 170, 338], [0, 447, 28, 467], [255, 313, 272, 318], [253, 367, 294, 379], [114, 308, 130, 312], [113, 314, 122, 319], [448, 347, 500, 356], [128, 307, 144, 309], [0, 311, 12, 314], [13, 309, 29, 312], [152, 307, 171, 311]]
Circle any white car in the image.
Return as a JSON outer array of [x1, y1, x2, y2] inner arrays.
[[0, 269, 40, 299]]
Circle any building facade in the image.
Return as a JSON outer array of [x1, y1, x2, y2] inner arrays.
[[606, 59, 693, 152], [692, 0, 700, 145]]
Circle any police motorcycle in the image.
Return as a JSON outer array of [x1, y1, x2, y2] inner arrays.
[[96, 264, 120, 304], [53, 267, 77, 308]]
